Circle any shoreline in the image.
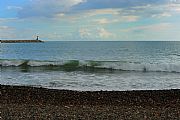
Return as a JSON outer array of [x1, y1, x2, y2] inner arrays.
[[1, 84, 180, 119]]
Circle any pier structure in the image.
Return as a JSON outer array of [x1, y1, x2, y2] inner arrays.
[[0, 36, 43, 43]]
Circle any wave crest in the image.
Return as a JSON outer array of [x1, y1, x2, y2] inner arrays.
[[1, 59, 180, 73]]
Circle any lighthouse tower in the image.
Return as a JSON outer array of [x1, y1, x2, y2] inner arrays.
[[36, 36, 39, 40]]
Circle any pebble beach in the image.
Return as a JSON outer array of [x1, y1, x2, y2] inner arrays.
[[1, 85, 180, 119]]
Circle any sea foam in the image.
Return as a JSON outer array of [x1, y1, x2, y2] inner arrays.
[[1, 59, 180, 73]]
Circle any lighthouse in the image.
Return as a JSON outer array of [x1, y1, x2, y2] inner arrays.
[[36, 36, 39, 40]]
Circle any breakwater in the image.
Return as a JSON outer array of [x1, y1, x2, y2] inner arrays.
[[0, 40, 43, 43]]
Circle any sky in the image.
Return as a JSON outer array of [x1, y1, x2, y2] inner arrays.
[[0, 0, 180, 41]]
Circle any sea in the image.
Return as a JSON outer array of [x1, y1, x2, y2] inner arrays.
[[1, 41, 180, 91]]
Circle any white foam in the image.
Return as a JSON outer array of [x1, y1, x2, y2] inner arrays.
[[1, 59, 180, 73], [27, 61, 64, 66], [95, 62, 180, 73], [0, 60, 24, 66]]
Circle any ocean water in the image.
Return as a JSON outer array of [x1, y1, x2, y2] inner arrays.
[[1, 41, 180, 91]]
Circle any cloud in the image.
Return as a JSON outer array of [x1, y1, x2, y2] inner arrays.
[[0, 26, 16, 39], [151, 12, 172, 18], [18, 0, 85, 18], [84, 9, 120, 17], [98, 28, 115, 38], [0, 26, 14, 31], [170, 0, 180, 3], [7, 6, 23, 10], [72, 0, 170, 11], [93, 18, 119, 24], [55, 13, 65, 17], [123, 23, 173, 33], [79, 28, 92, 38], [169, 3, 180, 13], [92, 15, 139, 24], [16, 0, 178, 18], [121, 16, 139, 22], [116, 22, 180, 41], [39, 32, 63, 40], [1, 0, 180, 41], [78, 27, 116, 39], [74, 1, 178, 21], [121, 1, 180, 18], [0, 18, 18, 23]]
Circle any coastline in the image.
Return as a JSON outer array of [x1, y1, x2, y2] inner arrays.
[[1, 84, 180, 119]]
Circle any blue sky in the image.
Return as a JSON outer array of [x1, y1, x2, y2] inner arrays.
[[0, 0, 180, 41]]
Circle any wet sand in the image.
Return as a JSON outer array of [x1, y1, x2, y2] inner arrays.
[[1, 85, 180, 119]]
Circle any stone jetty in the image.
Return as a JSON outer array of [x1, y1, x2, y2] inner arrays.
[[0, 40, 43, 43]]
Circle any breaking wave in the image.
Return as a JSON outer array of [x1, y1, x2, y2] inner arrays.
[[1, 59, 180, 73]]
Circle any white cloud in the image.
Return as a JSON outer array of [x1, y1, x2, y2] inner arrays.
[[92, 15, 139, 25], [169, 3, 180, 13], [39, 32, 63, 40], [18, 0, 86, 18], [79, 28, 91, 38], [93, 18, 119, 24], [0, 26, 16, 39], [98, 28, 115, 38], [129, 3, 180, 19], [93, 18, 110, 24], [0, 26, 14, 31], [120, 16, 139, 22], [7, 6, 23, 10], [170, 0, 180, 4], [55, 13, 65, 17], [132, 4, 152, 9], [117, 22, 180, 41], [30, 0, 85, 8], [0, 18, 18, 23], [152, 12, 172, 18], [78, 27, 116, 40], [85, 9, 120, 17], [122, 23, 173, 33]]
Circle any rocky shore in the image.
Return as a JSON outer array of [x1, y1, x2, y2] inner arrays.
[[1, 85, 180, 119]]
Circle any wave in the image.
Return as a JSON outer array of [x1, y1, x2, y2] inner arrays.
[[170, 53, 180, 57], [1, 59, 180, 73]]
